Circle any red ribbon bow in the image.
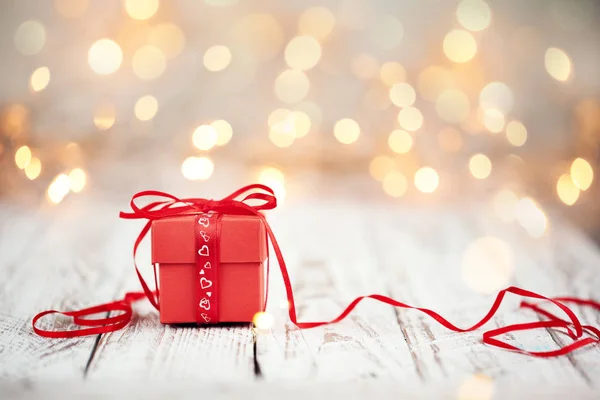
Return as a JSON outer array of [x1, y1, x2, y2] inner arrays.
[[33, 184, 599, 357]]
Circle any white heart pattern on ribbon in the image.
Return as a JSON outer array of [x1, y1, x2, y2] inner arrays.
[[198, 217, 209, 228], [198, 245, 209, 257], [200, 277, 212, 289], [201, 313, 211, 323], [199, 298, 211, 310], [199, 231, 210, 242], [203, 261, 211, 269]]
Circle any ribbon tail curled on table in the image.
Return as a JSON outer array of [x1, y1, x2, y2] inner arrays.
[[32, 184, 600, 358]]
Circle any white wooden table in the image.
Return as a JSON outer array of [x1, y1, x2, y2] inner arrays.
[[0, 178, 599, 399]]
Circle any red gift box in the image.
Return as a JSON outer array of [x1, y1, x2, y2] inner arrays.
[[151, 214, 266, 324]]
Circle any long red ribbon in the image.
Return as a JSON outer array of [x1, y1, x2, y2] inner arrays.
[[32, 185, 600, 357]]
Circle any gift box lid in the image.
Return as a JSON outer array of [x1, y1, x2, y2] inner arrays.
[[151, 214, 266, 264]]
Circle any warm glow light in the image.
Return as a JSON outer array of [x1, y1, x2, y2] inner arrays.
[[181, 156, 214, 180], [382, 172, 408, 198], [556, 174, 580, 206], [397, 107, 423, 132], [30, 67, 50, 92], [15, 146, 32, 169], [133, 45, 166, 80], [253, 311, 274, 330], [274, 69, 310, 104], [88, 39, 123, 75], [369, 155, 395, 181], [418, 65, 454, 101], [469, 153, 492, 179], [414, 167, 439, 193], [192, 125, 218, 151], [234, 13, 284, 62], [457, 374, 494, 400], [462, 237, 513, 294], [479, 82, 514, 113], [258, 166, 286, 202], [298, 7, 335, 39], [204, 45, 232, 72], [438, 127, 463, 152], [268, 110, 310, 142], [290, 111, 311, 138], [212, 120, 233, 146], [570, 158, 593, 190], [14, 20, 46, 55], [69, 168, 87, 193], [125, 0, 159, 20], [493, 189, 519, 222], [334, 118, 360, 144], [389, 83, 416, 108], [269, 129, 295, 148], [516, 197, 548, 238], [47, 174, 71, 204], [388, 130, 413, 154], [380, 62, 406, 86], [482, 109, 505, 133], [351, 54, 379, 80], [456, 0, 492, 32], [285, 36, 321, 70], [93, 104, 116, 130], [443, 30, 477, 63], [436, 89, 470, 123], [545, 47, 572, 82], [148, 23, 185, 59], [24, 157, 42, 180], [505, 120, 527, 146], [54, 0, 89, 19], [134, 95, 158, 121]]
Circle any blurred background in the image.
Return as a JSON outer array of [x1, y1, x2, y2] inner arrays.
[[1, 0, 600, 240]]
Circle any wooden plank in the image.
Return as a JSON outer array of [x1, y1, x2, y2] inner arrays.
[[256, 201, 421, 381], [0, 198, 128, 380]]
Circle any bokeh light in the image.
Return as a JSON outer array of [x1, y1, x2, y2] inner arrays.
[[54, 0, 89, 19], [233, 13, 284, 62], [436, 89, 470, 123], [456, 0, 492, 32], [382, 172, 408, 198], [369, 155, 395, 181], [545, 47, 572, 82], [457, 374, 495, 400], [333, 118, 360, 144], [556, 174, 579, 206], [181, 156, 214, 180], [88, 39, 123, 75], [125, 0, 159, 21], [148, 23, 185, 59], [397, 107, 423, 131], [14, 20, 46, 56], [24, 157, 42, 180], [204, 45, 232, 72], [443, 30, 477, 63], [134, 95, 158, 121], [133, 45, 166, 80], [516, 197, 548, 238], [462, 237, 513, 294], [192, 125, 218, 151], [482, 108, 505, 133], [479, 82, 514, 114], [493, 189, 519, 222], [93, 104, 116, 130], [258, 166, 286, 202], [68, 168, 87, 193], [389, 83, 416, 108], [15, 146, 32, 169], [369, 14, 404, 50], [380, 62, 406, 86], [298, 7, 335, 40], [30, 67, 50, 92], [414, 167, 439, 193], [469, 153, 492, 179], [418, 65, 454, 101], [212, 119, 233, 146], [274, 69, 309, 104], [570, 158, 593, 191], [351, 54, 379, 79], [47, 174, 71, 204], [284, 36, 321, 70], [388, 130, 413, 154], [505, 120, 527, 146], [253, 311, 274, 331]]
